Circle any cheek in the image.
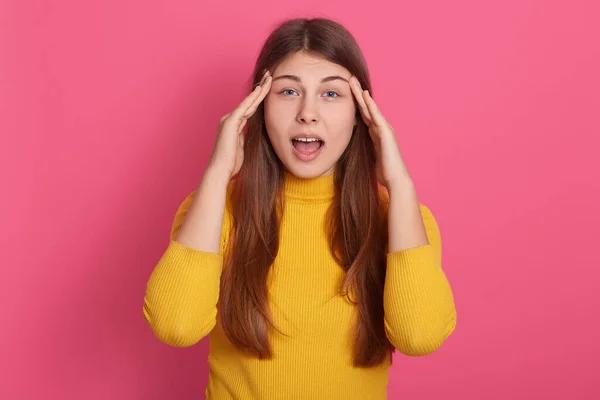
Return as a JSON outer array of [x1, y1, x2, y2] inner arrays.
[[326, 105, 356, 147], [264, 97, 288, 126], [263, 99, 289, 146], [327, 98, 356, 117], [326, 102, 357, 130]]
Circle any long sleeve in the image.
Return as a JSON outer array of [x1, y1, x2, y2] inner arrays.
[[381, 191, 457, 356], [142, 189, 232, 347]]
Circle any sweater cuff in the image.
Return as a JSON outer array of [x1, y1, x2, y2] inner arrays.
[[387, 244, 437, 271], [164, 239, 223, 266]]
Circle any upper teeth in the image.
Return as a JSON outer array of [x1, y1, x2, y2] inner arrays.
[[293, 137, 320, 142]]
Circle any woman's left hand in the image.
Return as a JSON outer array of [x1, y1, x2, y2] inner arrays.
[[349, 76, 412, 189]]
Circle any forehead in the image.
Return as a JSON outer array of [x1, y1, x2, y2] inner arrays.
[[272, 51, 350, 81]]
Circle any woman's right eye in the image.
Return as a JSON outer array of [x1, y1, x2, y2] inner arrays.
[[280, 89, 298, 96]]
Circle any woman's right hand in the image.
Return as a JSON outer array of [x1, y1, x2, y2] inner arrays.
[[207, 70, 273, 182]]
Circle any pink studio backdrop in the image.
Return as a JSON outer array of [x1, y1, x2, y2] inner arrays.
[[1, 0, 599, 399]]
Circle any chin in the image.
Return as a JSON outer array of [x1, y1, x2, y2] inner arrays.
[[283, 162, 334, 179]]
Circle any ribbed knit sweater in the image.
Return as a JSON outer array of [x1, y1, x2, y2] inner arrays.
[[143, 172, 456, 399]]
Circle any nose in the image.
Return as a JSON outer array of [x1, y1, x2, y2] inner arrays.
[[296, 97, 319, 124]]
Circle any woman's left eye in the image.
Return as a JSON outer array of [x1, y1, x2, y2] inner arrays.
[[324, 91, 339, 98]]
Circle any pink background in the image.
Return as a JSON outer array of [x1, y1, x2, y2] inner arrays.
[[1, 0, 599, 399]]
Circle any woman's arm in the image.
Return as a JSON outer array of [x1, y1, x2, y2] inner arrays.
[[381, 182, 457, 356], [142, 168, 232, 347]]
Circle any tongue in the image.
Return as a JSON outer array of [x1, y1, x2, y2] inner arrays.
[[293, 140, 321, 153]]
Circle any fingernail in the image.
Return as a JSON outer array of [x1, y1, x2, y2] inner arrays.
[[261, 71, 271, 85]]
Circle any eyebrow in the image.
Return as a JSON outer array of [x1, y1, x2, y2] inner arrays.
[[271, 74, 349, 84]]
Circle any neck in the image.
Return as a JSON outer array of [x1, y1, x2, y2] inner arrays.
[[283, 171, 335, 202]]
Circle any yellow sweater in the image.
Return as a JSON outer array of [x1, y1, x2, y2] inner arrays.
[[143, 172, 456, 399]]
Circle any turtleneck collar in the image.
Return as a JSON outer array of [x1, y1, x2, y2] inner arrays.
[[283, 171, 336, 202]]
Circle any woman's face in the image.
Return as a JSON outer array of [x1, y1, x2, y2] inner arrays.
[[263, 51, 357, 178]]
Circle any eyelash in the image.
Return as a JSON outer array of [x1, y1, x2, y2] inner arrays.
[[280, 89, 340, 98]]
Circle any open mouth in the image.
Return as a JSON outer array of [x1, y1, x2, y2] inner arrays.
[[290, 138, 325, 162], [291, 138, 324, 154]]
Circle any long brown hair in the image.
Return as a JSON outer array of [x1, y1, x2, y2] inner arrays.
[[218, 17, 393, 367]]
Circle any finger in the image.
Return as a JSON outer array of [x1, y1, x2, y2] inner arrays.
[[238, 118, 248, 134], [349, 76, 372, 125], [362, 90, 388, 127], [231, 71, 272, 122], [252, 69, 270, 90], [230, 84, 265, 122], [238, 127, 245, 148], [243, 75, 272, 119]]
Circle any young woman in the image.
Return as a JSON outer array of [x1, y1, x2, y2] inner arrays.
[[143, 17, 456, 399]]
